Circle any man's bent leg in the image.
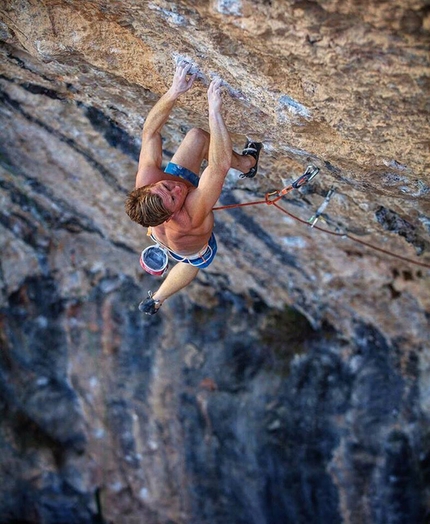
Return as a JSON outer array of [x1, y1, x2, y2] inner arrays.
[[170, 127, 256, 177], [153, 262, 200, 306], [170, 128, 210, 176]]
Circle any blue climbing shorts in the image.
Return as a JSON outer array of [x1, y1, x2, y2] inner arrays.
[[164, 162, 200, 188]]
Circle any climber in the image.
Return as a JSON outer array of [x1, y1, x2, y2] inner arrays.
[[125, 60, 262, 314]]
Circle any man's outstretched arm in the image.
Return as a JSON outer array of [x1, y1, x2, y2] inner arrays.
[[186, 79, 232, 226], [135, 61, 196, 187]]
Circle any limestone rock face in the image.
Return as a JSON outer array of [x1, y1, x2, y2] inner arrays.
[[0, 1, 429, 523]]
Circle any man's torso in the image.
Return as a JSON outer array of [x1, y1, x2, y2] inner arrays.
[[142, 165, 214, 256], [152, 204, 214, 256]]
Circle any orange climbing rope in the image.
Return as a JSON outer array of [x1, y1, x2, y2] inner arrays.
[[213, 183, 430, 270]]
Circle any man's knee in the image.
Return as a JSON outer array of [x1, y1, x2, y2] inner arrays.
[[186, 127, 209, 144]]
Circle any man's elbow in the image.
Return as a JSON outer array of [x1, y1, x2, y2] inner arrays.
[[142, 128, 160, 141]]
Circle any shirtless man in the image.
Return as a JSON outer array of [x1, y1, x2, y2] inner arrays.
[[125, 61, 262, 314]]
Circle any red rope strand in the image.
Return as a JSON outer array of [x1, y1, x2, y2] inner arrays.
[[213, 192, 430, 270]]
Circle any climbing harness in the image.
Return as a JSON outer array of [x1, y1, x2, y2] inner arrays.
[[167, 240, 215, 267], [143, 227, 216, 273], [213, 166, 430, 270]]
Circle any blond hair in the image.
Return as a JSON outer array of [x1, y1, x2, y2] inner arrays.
[[125, 185, 172, 227]]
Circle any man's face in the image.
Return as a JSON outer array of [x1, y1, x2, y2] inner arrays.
[[150, 180, 188, 214]]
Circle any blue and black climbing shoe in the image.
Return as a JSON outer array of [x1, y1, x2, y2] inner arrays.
[[240, 141, 263, 179], [139, 291, 162, 315]]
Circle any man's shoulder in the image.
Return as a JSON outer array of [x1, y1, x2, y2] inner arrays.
[[183, 188, 214, 222]]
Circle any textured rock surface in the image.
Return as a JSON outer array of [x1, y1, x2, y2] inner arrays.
[[0, 0, 429, 523]]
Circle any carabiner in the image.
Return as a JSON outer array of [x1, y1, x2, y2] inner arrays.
[[265, 190, 281, 204]]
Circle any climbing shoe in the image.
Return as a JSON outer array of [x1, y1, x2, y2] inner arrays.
[[240, 140, 263, 179], [138, 291, 162, 315]]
